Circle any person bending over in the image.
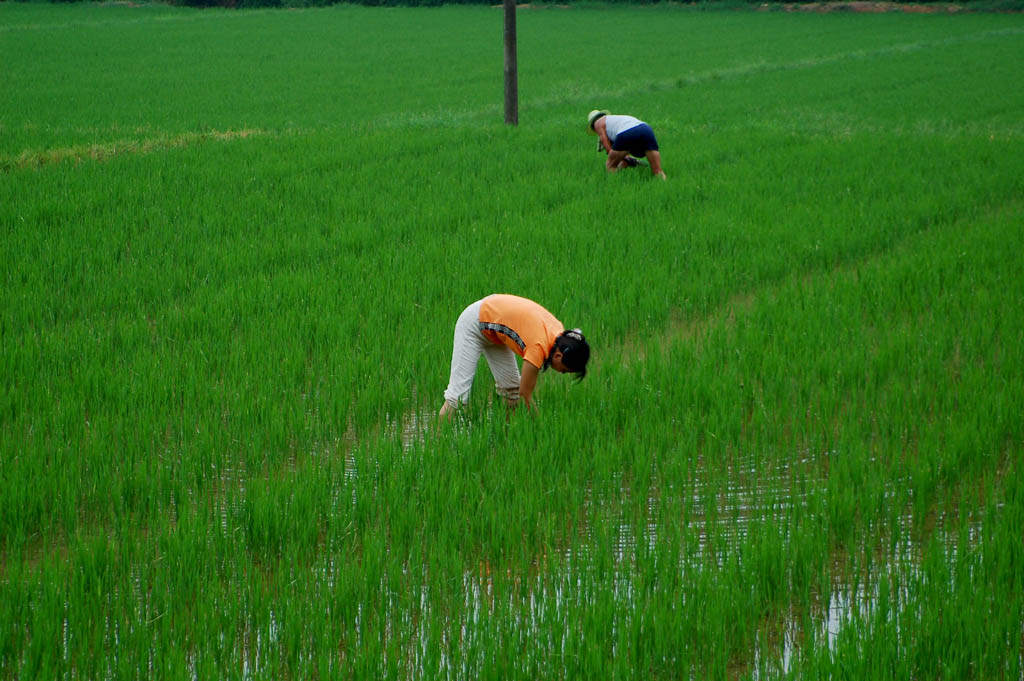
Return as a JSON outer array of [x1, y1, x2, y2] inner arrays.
[[587, 109, 666, 180], [439, 294, 590, 419]]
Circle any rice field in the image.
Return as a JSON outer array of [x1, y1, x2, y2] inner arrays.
[[2, 2, 1023, 678]]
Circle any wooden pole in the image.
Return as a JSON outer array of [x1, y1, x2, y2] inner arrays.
[[503, 0, 518, 126]]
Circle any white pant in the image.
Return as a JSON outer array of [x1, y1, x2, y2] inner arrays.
[[443, 299, 521, 407]]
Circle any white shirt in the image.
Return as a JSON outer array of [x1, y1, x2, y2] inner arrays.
[[603, 115, 643, 142]]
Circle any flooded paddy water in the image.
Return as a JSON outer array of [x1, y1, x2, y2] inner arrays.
[[169, 421, 1009, 680], [5, 385, 1019, 680]]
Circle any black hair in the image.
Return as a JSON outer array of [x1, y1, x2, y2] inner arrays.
[[545, 328, 590, 380]]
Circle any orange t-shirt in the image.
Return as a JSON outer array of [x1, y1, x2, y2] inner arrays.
[[478, 294, 564, 369]]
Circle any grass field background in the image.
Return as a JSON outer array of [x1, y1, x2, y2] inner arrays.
[[2, 3, 1023, 678]]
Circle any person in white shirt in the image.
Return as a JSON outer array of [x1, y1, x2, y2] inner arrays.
[[587, 110, 666, 180]]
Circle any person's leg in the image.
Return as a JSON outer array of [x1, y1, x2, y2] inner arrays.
[[606, 149, 631, 172], [440, 300, 486, 418], [615, 124, 665, 179], [645, 149, 666, 179], [482, 344, 522, 407]]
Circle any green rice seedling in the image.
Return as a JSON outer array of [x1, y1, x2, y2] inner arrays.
[[2, 2, 1023, 678]]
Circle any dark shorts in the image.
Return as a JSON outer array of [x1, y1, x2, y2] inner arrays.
[[612, 123, 659, 156]]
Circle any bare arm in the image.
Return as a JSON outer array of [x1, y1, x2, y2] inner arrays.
[[594, 118, 612, 154], [518, 361, 541, 410], [594, 118, 630, 171]]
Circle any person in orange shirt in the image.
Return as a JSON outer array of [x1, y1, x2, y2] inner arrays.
[[438, 294, 590, 419]]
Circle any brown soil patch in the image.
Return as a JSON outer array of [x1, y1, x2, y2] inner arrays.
[[2, 128, 269, 173], [766, 1, 965, 12]]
